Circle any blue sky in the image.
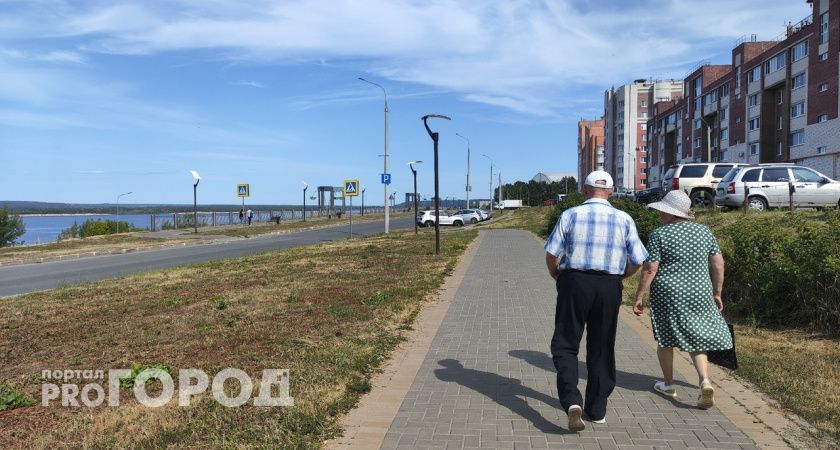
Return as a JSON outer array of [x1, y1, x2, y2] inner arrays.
[[0, 0, 811, 205]]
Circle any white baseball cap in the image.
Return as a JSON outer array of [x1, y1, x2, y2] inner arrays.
[[584, 170, 614, 188]]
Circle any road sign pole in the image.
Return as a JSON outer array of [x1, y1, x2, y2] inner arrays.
[[349, 196, 353, 239]]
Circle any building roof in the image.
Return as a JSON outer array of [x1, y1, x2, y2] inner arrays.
[[532, 172, 577, 183]]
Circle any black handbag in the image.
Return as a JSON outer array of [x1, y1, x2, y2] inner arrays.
[[707, 323, 738, 370]]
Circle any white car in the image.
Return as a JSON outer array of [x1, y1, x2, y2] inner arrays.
[[417, 210, 465, 227], [454, 209, 482, 224]]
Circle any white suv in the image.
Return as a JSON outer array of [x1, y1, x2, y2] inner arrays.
[[416, 210, 465, 227], [662, 163, 746, 207], [715, 164, 840, 211]]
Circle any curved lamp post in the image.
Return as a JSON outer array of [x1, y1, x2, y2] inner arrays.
[[455, 133, 471, 209], [422, 114, 451, 255], [408, 161, 424, 234], [302, 181, 309, 221], [116, 191, 132, 219], [358, 77, 390, 233], [190, 170, 201, 233]]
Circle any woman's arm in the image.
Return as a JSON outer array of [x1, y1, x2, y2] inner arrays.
[[633, 261, 659, 315], [709, 254, 725, 311]]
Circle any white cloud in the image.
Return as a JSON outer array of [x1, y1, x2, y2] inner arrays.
[[231, 80, 264, 88], [4, 0, 813, 117]]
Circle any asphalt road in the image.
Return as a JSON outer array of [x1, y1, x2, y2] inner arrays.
[[0, 216, 415, 297]]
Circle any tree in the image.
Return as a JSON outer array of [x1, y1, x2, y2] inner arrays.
[[0, 204, 25, 247]]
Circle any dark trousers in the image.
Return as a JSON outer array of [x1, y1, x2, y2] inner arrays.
[[551, 270, 622, 420]]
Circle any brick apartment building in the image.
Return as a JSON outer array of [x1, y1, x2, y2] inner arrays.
[[577, 118, 605, 188], [647, 0, 840, 188], [604, 79, 684, 191]]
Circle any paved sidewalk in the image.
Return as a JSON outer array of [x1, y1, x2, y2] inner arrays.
[[379, 229, 769, 450]]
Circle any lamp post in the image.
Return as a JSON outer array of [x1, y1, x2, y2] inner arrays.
[[302, 181, 309, 221], [455, 133, 471, 209], [422, 114, 451, 255], [190, 170, 201, 233], [408, 161, 424, 234], [482, 154, 494, 212], [116, 191, 132, 219], [361, 186, 366, 215], [359, 77, 390, 234]]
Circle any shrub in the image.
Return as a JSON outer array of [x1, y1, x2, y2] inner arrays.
[[0, 382, 36, 411], [58, 219, 135, 239], [0, 204, 26, 247], [712, 210, 840, 334]]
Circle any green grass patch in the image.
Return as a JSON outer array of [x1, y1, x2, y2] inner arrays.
[[0, 382, 36, 411]]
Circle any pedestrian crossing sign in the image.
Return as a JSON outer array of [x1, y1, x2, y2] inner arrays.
[[343, 179, 359, 197], [237, 184, 250, 197]]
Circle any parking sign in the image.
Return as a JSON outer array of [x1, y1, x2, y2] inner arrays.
[[381, 173, 391, 185]]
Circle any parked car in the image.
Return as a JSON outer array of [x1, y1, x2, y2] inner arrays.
[[417, 210, 465, 227], [635, 186, 664, 204], [477, 209, 490, 220], [454, 209, 482, 224], [715, 164, 840, 211], [663, 162, 746, 207], [612, 187, 636, 201]]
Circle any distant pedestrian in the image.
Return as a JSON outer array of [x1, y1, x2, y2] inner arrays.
[[633, 190, 732, 409], [544, 170, 648, 432], [247, 209, 253, 226], [239, 208, 244, 224]]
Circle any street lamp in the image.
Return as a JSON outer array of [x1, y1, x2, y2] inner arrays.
[[361, 186, 366, 215], [455, 133, 471, 209], [359, 77, 390, 234], [422, 114, 452, 255], [302, 181, 309, 221], [482, 154, 494, 212], [190, 170, 201, 233], [116, 191, 132, 219], [408, 161, 424, 234]]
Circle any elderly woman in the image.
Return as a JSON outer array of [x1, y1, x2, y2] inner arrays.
[[633, 190, 732, 409]]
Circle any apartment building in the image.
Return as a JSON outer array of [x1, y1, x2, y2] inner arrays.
[[577, 118, 605, 187], [604, 79, 684, 191], [647, 0, 840, 186]]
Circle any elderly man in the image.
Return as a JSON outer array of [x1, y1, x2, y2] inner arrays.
[[544, 170, 648, 431]]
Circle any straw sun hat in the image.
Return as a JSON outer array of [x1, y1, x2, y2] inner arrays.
[[647, 190, 695, 220]]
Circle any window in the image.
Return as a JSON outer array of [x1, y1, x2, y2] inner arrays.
[[720, 107, 727, 121], [765, 52, 786, 74], [819, 114, 829, 123], [694, 118, 702, 129], [748, 93, 760, 107], [641, 134, 647, 142], [820, 12, 829, 44], [735, 66, 742, 90], [680, 165, 707, 178], [676, 143, 682, 154], [819, 83, 829, 92], [748, 66, 761, 82], [640, 112, 648, 119], [749, 117, 760, 131], [791, 41, 808, 62], [640, 156, 647, 163], [641, 168, 647, 174], [777, 115, 783, 130], [720, 128, 728, 141], [793, 167, 824, 182], [817, 146, 827, 154], [694, 97, 702, 111], [820, 52, 829, 61], [712, 165, 734, 178], [720, 83, 729, 97], [762, 168, 790, 182], [742, 168, 760, 181], [641, 123, 647, 130], [735, 116, 742, 124], [791, 102, 806, 118], [694, 137, 702, 148], [789, 129, 805, 146], [776, 141, 783, 156], [693, 77, 702, 97], [776, 91, 783, 104], [792, 72, 806, 90]]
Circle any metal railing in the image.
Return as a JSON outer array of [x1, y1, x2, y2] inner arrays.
[[148, 207, 386, 231]]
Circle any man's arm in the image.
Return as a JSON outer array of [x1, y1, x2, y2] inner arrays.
[[545, 252, 559, 280]]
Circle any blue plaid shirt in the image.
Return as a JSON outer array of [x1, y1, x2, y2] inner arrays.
[[544, 198, 648, 275]]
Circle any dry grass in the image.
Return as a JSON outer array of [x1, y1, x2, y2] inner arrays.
[[484, 207, 552, 237], [0, 226, 477, 449], [0, 234, 176, 262]]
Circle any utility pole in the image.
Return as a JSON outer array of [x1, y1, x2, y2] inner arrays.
[[456, 133, 471, 209]]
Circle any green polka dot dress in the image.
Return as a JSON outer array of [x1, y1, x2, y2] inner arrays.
[[647, 221, 733, 352]]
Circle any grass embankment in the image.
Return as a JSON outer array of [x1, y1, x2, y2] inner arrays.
[[0, 227, 477, 448], [201, 211, 414, 238], [504, 206, 840, 447], [0, 234, 174, 262]]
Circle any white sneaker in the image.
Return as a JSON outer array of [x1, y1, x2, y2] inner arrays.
[[654, 381, 678, 398], [589, 416, 606, 424], [567, 405, 585, 432], [697, 379, 715, 409]]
